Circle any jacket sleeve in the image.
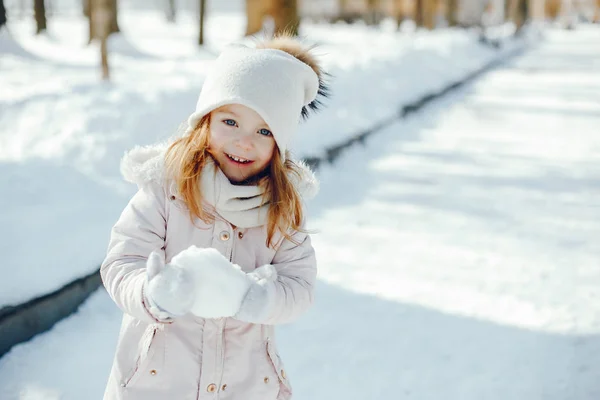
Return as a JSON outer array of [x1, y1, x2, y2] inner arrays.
[[100, 181, 171, 324], [235, 230, 317, 325]]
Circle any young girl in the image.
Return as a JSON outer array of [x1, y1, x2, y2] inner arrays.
[[100, 36, 328, 400]]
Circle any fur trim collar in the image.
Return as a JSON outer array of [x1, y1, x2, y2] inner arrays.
[[120, 141, 319, 200]]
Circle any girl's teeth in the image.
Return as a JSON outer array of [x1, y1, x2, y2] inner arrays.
[[228, 154, 250, 163]]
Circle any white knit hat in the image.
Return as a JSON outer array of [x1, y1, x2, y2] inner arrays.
[[185, 37, 328, 160]]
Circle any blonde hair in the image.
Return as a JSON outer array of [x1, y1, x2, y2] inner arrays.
[[165, 114, 305, 248]]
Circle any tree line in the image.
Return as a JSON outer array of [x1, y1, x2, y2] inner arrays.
[[1, 0, 598, 80]]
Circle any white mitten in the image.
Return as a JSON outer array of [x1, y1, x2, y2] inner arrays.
[[146, 251, 196, 318], [183, 247, 252, 319], [235, 264, 278, 323]]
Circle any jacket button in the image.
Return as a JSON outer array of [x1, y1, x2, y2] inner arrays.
[[220, 231, 230, 241], [281, 369, 286, 379], [169, 195, 176, 201], [150, 369, 157, 376], [221, 384, 227, 391], [207, 383, 217, 392], [264, 377, 270, 384], [238, 231, 243, 239]]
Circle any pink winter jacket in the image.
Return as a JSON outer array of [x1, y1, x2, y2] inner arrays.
[[100, 146, 318, 400]]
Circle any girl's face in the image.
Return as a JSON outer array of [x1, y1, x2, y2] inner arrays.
[[209, 104, 277, 184]]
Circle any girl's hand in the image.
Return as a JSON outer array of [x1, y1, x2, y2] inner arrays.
[[146, 251, 197, 318]]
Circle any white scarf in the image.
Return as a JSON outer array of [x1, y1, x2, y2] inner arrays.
[[199, 160, 269, 228]]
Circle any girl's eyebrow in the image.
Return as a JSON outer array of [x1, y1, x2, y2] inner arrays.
[[216, 109, 239, 117]]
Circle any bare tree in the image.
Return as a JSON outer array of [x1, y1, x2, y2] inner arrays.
[[84, 0, 93, 41], [415, 0, 424, 26], [545, 0, 560, 19], [506, 0, 527, 31], [87, 0, 119, 44], [415, 0, 436, 28], [199, 0, 206, 45], [0, 0, 6, 28], [92, 0, 112, 80], [34, 0, 47, 34], [338, 0, 348, 13], [365, 0, 381, 25], [595, 0, 600, 22], [424, 0, 437, 29], [167, 0, 177, 22], [272, 0, 299, 36], [392, 0, 406, 29], [446, 0, 459, 26], [108, 0, 119, 33], [515, 0, 528, 32]]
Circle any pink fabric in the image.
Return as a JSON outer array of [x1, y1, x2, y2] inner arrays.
[[101, 180, 316, 399]]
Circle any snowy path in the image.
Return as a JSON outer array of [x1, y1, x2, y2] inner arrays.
[[1, 26, 600, 399]]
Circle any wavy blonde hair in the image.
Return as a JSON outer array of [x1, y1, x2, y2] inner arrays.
[[165, 114, 305, 248]]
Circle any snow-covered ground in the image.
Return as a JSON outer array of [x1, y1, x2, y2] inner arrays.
[[1, 6, 522, 307], [1, 23, 599, 400]]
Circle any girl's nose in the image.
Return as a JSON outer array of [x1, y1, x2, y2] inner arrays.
[[234, 131, 254, 151]]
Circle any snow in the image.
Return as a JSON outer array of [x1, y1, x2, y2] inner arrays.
[[149, 246, 252, 319], [1, 6, 523, 307], [1, 22, 599, 399]]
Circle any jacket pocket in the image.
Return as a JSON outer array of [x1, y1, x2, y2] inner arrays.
[[122, 325, 162, 388], [266, 339, 292, 397]]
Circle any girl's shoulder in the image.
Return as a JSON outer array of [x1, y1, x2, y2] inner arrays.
[[120, 141, 172, 188]]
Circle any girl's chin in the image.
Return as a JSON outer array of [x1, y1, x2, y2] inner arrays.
[[221, 167, 256, 184], [212, 156, 268, 185]]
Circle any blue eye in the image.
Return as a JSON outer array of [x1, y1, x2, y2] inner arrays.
[[223, 119, 237, 127], [258, 128, 272, 136]]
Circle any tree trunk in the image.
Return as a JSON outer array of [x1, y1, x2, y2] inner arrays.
[[101, 36, 109, 80], [246, 0, 265, 36], [447, 0, 458, 26], [339, 0, 348, 13], [365, 0, 380, 25], [506, 0, 517, 22], [85, 0, 94, 43], [415, 0, 424, 26], [198, 0, 206, 45], [88, 0, 118, 44], [167, 0, 177, 22], [34, 0, 47, 34], [594, 0, 600, 22], [507, 0, 527, 31], [545, 0, 560, 19], [393, 0, 405, 29], [421, 0, 436, 29], [92, 0, 112, 80], [272, 0, 299, 36], [0, 0, 7, 28], [109, 0, 119, 34], [515, 0, 528, 32]]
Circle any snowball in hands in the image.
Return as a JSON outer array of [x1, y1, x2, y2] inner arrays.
[[147, 246, 251, 319], [146, 251, 196, 317]]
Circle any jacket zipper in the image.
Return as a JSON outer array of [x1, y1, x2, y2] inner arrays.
[[195, 225, 234, 399]]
